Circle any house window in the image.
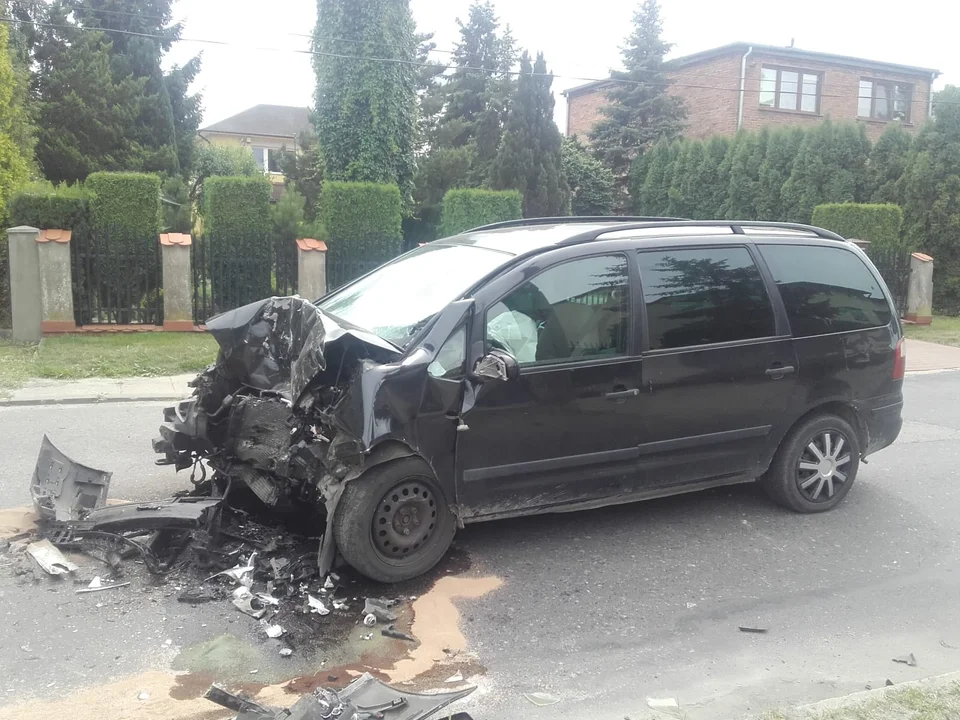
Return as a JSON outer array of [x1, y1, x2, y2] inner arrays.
[[759, 66, 820, 113], [251, 147, 288, 174], [858, 79, 912, 122]]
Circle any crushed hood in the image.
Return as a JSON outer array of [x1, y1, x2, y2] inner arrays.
[[206, 297, 402, 403]]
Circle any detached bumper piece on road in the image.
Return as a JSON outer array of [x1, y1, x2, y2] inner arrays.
[[205, 674, 475, 720]]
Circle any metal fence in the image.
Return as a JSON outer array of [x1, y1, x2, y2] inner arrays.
[[325, 255, 388, 293], [866, 244, 912, 318], [71, 227, 163, 325], [192, 231, 298, 324]]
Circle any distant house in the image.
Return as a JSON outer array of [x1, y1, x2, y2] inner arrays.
[[198, 104, 312, 194], [563, 43, 940, 143]]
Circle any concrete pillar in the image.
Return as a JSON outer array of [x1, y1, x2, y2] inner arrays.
[[37, 229, 76, 333], [906, 252, 934, 325], [7, 225, 42, 343], [159, 233, 194, 331], [297, 238, 327, 300]]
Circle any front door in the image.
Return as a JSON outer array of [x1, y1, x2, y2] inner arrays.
[[456, 253, 645, 519], [633, 245, 799, 488]]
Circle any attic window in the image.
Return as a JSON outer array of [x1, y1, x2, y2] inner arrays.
[[759, 66, 820, 113]]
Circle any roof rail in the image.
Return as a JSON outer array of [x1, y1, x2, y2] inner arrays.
[[468, 216, 686, 232], [557, 219, 846, 245]]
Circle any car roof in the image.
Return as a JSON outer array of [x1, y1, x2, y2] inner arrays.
[[433, 218, 847, 256]]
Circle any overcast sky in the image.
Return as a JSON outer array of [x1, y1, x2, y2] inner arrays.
[[166, 0, 957, 132]]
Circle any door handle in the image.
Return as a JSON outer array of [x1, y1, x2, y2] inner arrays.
[[604, 388, 640, 400], [765, 365, 796, 379]]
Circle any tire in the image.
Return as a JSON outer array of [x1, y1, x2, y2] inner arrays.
[[333, 457, 456, 583], [761, 413, 861, 513]]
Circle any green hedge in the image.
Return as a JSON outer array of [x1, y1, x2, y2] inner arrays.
[[319, 182, 403, 288], [811, 203, 904, 247], [204, 175, 272, 237], [85, 172, 161, 236], [204, 176, 274, 309], [9, 181, 93, 233], [438, 189, 522, 237]]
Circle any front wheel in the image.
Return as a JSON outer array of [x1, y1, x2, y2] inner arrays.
[[333, 457, 456, 583], [762, 413, 861, 513]]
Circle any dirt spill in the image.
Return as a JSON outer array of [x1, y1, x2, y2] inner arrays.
[[385, 575, 503, 683], [0, 506, 36, 540]]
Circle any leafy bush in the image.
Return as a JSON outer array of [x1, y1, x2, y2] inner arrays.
[[191, 143, 262, 208], [562, 137, 614, 216], [319, 181, 403, 288], [811, 203, 904, 247], [438, 188, 522, 237], [204, 176, 274, 308]]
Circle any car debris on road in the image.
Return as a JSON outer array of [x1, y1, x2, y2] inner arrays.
[[204, 672, 475, 720]]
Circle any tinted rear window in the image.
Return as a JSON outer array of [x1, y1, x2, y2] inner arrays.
[[637, 247, 775, 350], [758, 244, 892, 337]]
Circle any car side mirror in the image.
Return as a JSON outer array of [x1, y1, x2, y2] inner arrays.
[[471, 349, 519, 383]]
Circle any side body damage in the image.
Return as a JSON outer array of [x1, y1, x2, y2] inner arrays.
[[153, 297, 472, 574]]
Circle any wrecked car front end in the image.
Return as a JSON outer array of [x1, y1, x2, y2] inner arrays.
[[152, 295, 468, 577]]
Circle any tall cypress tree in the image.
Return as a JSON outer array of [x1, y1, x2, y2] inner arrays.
[[690, 135, 731, 219], [491, 52, 569, 217], [901, 86, 960, 312], [666, 140, 700, 218], [589, 0, 686, 202], [780, 118, 870, 223], [71, 0, 201, 177], [868, 122, 913, 204], [313, 0, 419, 202], [756, 127, 804, 221], [638, 137, 673, 216], [440, 1, 517, 184], [723, 128, 769, 220]]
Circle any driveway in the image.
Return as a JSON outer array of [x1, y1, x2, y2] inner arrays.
[[1, 372, 960, 719]]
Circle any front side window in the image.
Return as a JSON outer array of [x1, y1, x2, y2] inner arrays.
[[638, 247, 775, 351], [758, 245, 892, 337], [858, 79, 912, 122], [759, 66, 820, 113], [485, 254, 630, 365], [427, 325, 466, 379]]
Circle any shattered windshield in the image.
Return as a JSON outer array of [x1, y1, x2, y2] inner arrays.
[[318, 243, 507, 348]]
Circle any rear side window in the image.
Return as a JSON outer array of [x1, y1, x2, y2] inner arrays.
[[758, 245, 892, 337], [637, 247, 776, 350]]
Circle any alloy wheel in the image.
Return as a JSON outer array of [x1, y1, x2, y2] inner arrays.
[[796, 430, 852, 502], [372, 479, 438, 559]]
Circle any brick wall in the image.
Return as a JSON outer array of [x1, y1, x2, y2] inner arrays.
[[565, 83, 613, 141], [564, 50, 932, 144]]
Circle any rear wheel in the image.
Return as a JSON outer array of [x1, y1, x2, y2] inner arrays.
[[762, 413, 860, 513], [333, 457, 456, 583]]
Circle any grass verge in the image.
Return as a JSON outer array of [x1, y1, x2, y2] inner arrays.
[[761, 680, 960, 720], [903, 316, 960, 347], [0, 333, 218, 388]]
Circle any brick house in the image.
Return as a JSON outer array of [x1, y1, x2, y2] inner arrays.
[[563, 43, 940, 143]]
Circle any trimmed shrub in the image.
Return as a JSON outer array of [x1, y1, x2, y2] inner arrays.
[[9, 181, 93, 233], [319, 181, 403, 288], [85, 172, 161, 236], [204, 176, 274, 309], [811, 203, 904, 247], [438, 188, 522, 237]]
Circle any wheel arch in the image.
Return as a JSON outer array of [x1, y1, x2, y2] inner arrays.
[[762, 400, 867, 474]]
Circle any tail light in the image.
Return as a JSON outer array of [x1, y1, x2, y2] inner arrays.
[[893, 337, 906, 380]]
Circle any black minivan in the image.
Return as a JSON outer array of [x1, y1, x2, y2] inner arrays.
[[157, 218, 905, 582]]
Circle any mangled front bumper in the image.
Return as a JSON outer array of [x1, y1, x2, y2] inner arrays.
[[153, 296, 402, 513]]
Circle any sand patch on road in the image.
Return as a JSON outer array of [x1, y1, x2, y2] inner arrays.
[[385, 575, 503, 683], [0, 506, 36, 539]]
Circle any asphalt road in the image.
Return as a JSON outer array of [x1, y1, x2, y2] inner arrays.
[[2, 373, 960, 719]]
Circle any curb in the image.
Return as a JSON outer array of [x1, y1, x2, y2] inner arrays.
[[0, 394, 184, 407], [782, 670, 960, 718]]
